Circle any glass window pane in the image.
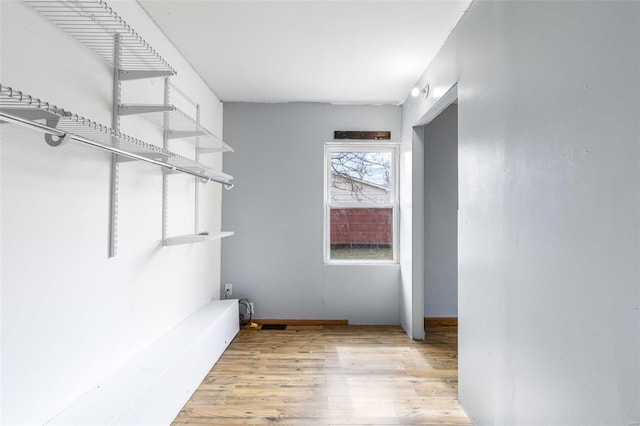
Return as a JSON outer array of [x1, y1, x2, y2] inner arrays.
[[330, 208, 393, 260], [330, 151, 392, 203]]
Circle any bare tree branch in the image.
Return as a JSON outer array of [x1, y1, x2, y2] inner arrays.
[[330, 151, 390, 201]]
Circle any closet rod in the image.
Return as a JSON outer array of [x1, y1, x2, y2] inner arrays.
[[0, 111, 232, 187]]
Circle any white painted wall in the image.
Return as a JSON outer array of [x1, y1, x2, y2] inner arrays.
[[403, 0, 640, 423], [222, 102, 401, 324], [423, 104, 458, 318], [0, 1, 226, 424]]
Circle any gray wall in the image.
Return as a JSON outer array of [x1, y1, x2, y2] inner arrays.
[[403, 0, 640, 424], [222, 103, 401, 324], [423, 104, 458, 318]]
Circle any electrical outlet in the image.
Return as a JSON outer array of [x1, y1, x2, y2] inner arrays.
[[224, 283, 232, 297], [249, 302, 255, 314]]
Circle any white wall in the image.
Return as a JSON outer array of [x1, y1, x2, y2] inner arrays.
[[0, 1, 225, 424], [423, 104, 458, 318], [402, 0, 640, 424], [222, 102, 401, 324]]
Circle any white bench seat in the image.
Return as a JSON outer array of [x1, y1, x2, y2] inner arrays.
[[47, 299, 239, 425]]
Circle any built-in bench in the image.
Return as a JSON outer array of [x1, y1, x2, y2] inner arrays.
[[47, 299, 239, 425]]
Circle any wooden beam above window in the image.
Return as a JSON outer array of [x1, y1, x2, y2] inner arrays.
[[334, 131, 391, 140]]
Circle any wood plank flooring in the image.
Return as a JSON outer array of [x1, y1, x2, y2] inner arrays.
[[173, 325, 470, 425]]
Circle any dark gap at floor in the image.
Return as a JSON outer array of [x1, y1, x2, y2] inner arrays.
[[260, 324, 287, 330]]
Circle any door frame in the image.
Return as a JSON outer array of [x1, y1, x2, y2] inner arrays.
[[411, 83, 458, 338]]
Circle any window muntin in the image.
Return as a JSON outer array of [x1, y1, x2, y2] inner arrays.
[[324, 143, 398, 263]]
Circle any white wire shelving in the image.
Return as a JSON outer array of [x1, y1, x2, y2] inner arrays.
[[24, 0, 176, 78], [119, 104, 233, 153], [15, 0, 235, 252], [0, 84, 233, 186]]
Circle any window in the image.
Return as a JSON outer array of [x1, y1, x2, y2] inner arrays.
[[324, 142, 399, 263]]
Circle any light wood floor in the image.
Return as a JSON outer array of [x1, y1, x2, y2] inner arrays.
[[173, 325, 470, 425]]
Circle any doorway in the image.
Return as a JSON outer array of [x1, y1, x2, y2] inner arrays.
[[422, 102, 458, 329], [410, 84, 458, 338]]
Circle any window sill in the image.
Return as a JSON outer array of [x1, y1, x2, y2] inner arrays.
[[324, 260, 400, 266]]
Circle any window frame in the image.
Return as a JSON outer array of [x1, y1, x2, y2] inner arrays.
[[323, 141, 400, 265]]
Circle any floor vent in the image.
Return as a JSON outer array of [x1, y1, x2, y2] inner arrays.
[[260, 324, 287, 330]]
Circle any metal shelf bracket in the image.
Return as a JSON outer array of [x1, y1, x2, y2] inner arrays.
[[167, 130, 207, 139], [45, 130, 71, 147], [119, 104, 174, 116], [120, 70, 175, 81]]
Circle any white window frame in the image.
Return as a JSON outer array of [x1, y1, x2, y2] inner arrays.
[[324, 141, 400, 265]]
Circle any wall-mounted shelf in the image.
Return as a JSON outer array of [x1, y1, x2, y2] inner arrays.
[[164, 232, 235, 247], [119, 104, 233, 153], [0, 85, 233, 186], [25, 0, 176, 77], [19, 0, 234, 255]]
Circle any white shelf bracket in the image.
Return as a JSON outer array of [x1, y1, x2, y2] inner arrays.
[[118, 104, 175, 116], [167, 130, 207, 139], [119, 70, 174, 81]]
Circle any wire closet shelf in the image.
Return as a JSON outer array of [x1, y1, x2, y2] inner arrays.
[[119, 104, 234, 153], [24, 0, 176, 76], [0, 85, 233, 186]]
